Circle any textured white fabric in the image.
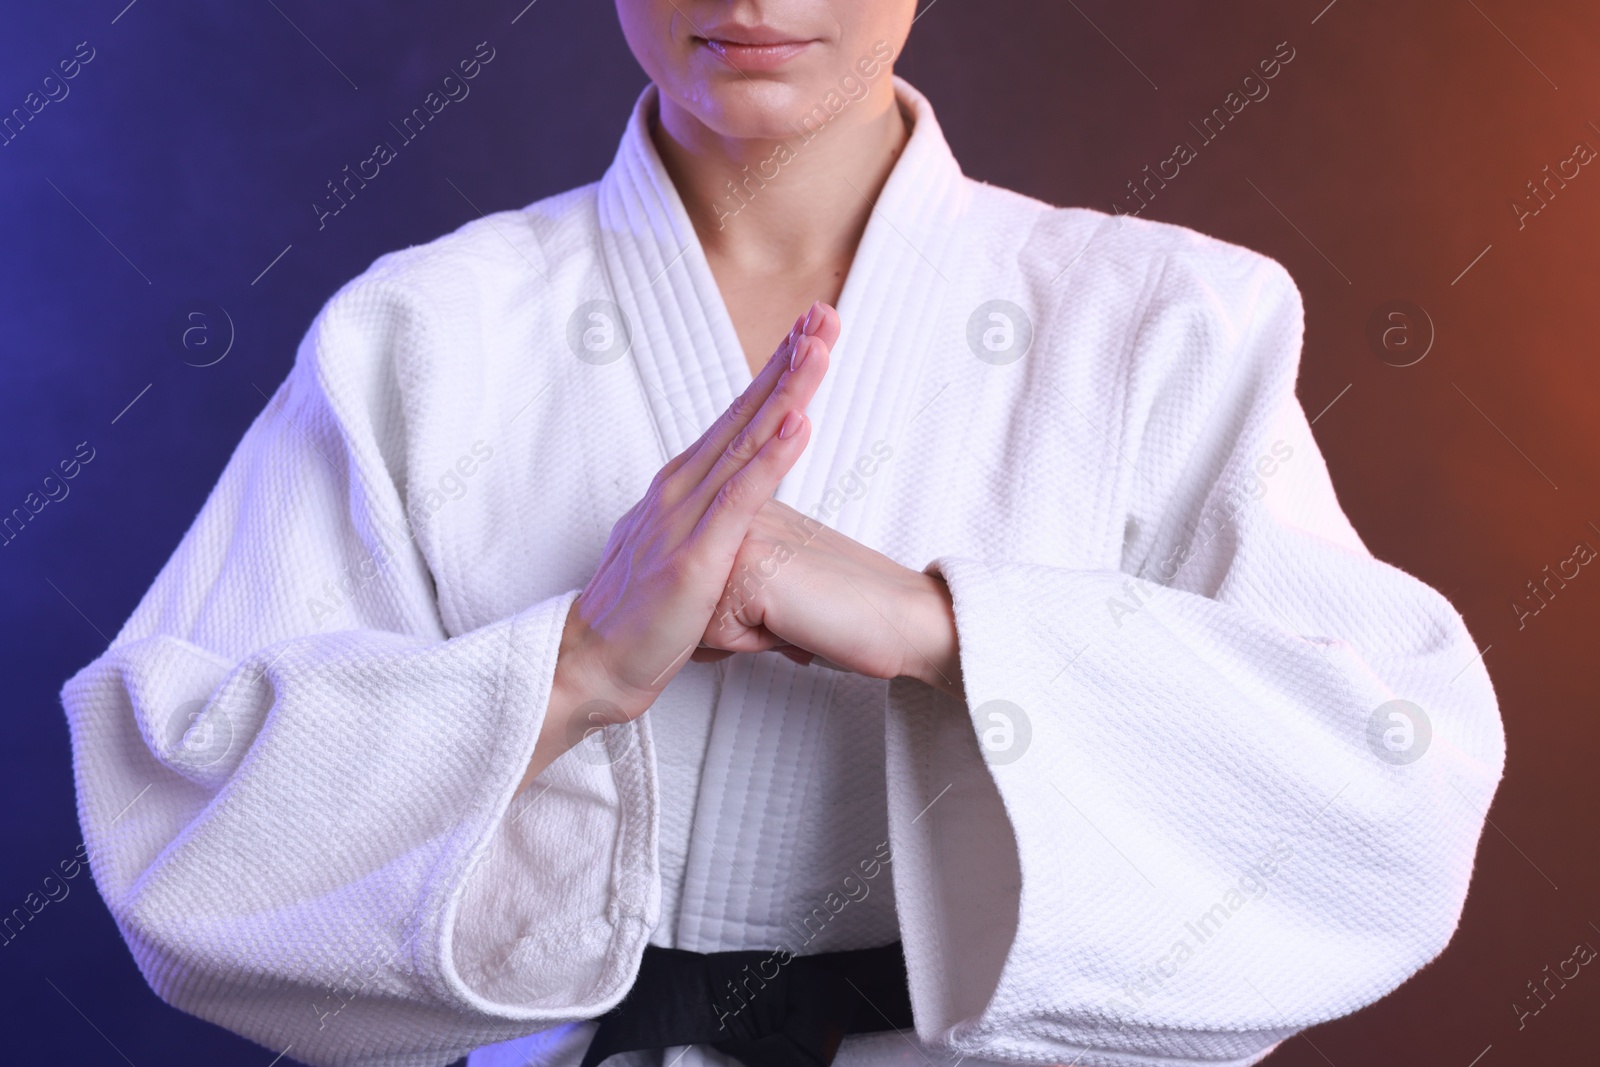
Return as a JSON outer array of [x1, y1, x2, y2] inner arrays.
[[59, 78, 1504, 1067]]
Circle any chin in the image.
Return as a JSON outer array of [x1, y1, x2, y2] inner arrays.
[[683, 78, 824, 141]]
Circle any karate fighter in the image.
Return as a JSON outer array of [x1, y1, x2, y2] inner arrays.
[[61, 3, 1505, 1066]]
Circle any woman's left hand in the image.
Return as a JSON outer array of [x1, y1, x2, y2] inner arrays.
[[691, 499, 965, 700]]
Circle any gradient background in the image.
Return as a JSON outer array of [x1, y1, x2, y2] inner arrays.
[[3, 1, 1595, 1063]]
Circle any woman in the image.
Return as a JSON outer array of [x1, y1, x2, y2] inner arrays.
[[60, 3, 1505, 1066]]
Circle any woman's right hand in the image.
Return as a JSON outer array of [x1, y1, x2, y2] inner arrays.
[[517, 299, 840, 790]]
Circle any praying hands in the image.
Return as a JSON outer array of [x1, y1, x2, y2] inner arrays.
[[522, 301, 961, 791]]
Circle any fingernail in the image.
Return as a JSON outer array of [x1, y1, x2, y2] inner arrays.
[[790, 334, 810, 373], [801, 301, 823, 336], [778, 410, 803, 440]]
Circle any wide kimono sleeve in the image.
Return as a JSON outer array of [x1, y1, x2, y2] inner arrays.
[[58, 276, 656, 1067], [883, 245, 1505, 1066]]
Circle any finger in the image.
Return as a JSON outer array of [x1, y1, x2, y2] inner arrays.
[[681, 311, 811, 478], [701, 623, 792, 656], [672, 302, 832, 489], [769, 641, 816, 663], [687, 328, 830, 511], [691, 406, 813, 561], [800, 300, 841, 351], [660, 309, 805, 486], [596, 314, 799, 582], [646, 301, 840, 490]]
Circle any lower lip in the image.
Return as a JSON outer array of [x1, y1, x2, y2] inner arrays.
[[701, 39, 813, 72]]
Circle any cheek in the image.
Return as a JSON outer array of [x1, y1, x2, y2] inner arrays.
[[614, 1, 686, 84], [842, 2, 915, 60]]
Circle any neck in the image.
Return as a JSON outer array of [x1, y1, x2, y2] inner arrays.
[[651, 82, 910, 277]]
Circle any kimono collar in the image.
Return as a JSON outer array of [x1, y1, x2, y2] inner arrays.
[[594, 75, 972, 542]]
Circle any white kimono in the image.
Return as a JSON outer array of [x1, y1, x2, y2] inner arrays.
[[60, 77, 1505, 1067]]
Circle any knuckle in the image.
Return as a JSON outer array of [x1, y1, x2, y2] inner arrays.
[[725, 390, 760, 426], [724, 429, 761, 466], [606, 506, 639, 544], [715, 472, 752, 513], [650, 467, 687, 508]]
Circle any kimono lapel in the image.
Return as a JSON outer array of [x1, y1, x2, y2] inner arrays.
[[593, 85, 750, 461], [593, 78, 971, 545], [779, 78, 972, 545]]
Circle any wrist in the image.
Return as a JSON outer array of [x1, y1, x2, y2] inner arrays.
[[551, 596, 657, 721], [902, 570, 964, 701], [518, 598, 650, 793]]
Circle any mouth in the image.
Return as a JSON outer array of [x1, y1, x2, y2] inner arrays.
[[695, 26, 817, 72]]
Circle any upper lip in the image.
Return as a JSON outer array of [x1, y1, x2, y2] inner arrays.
[[696, 23, 812, 46]]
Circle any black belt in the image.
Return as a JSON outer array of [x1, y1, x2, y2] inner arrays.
[[579, 941, 914, 1067]]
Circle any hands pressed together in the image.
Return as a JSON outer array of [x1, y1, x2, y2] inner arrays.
[[519, 301, 963, 790]]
